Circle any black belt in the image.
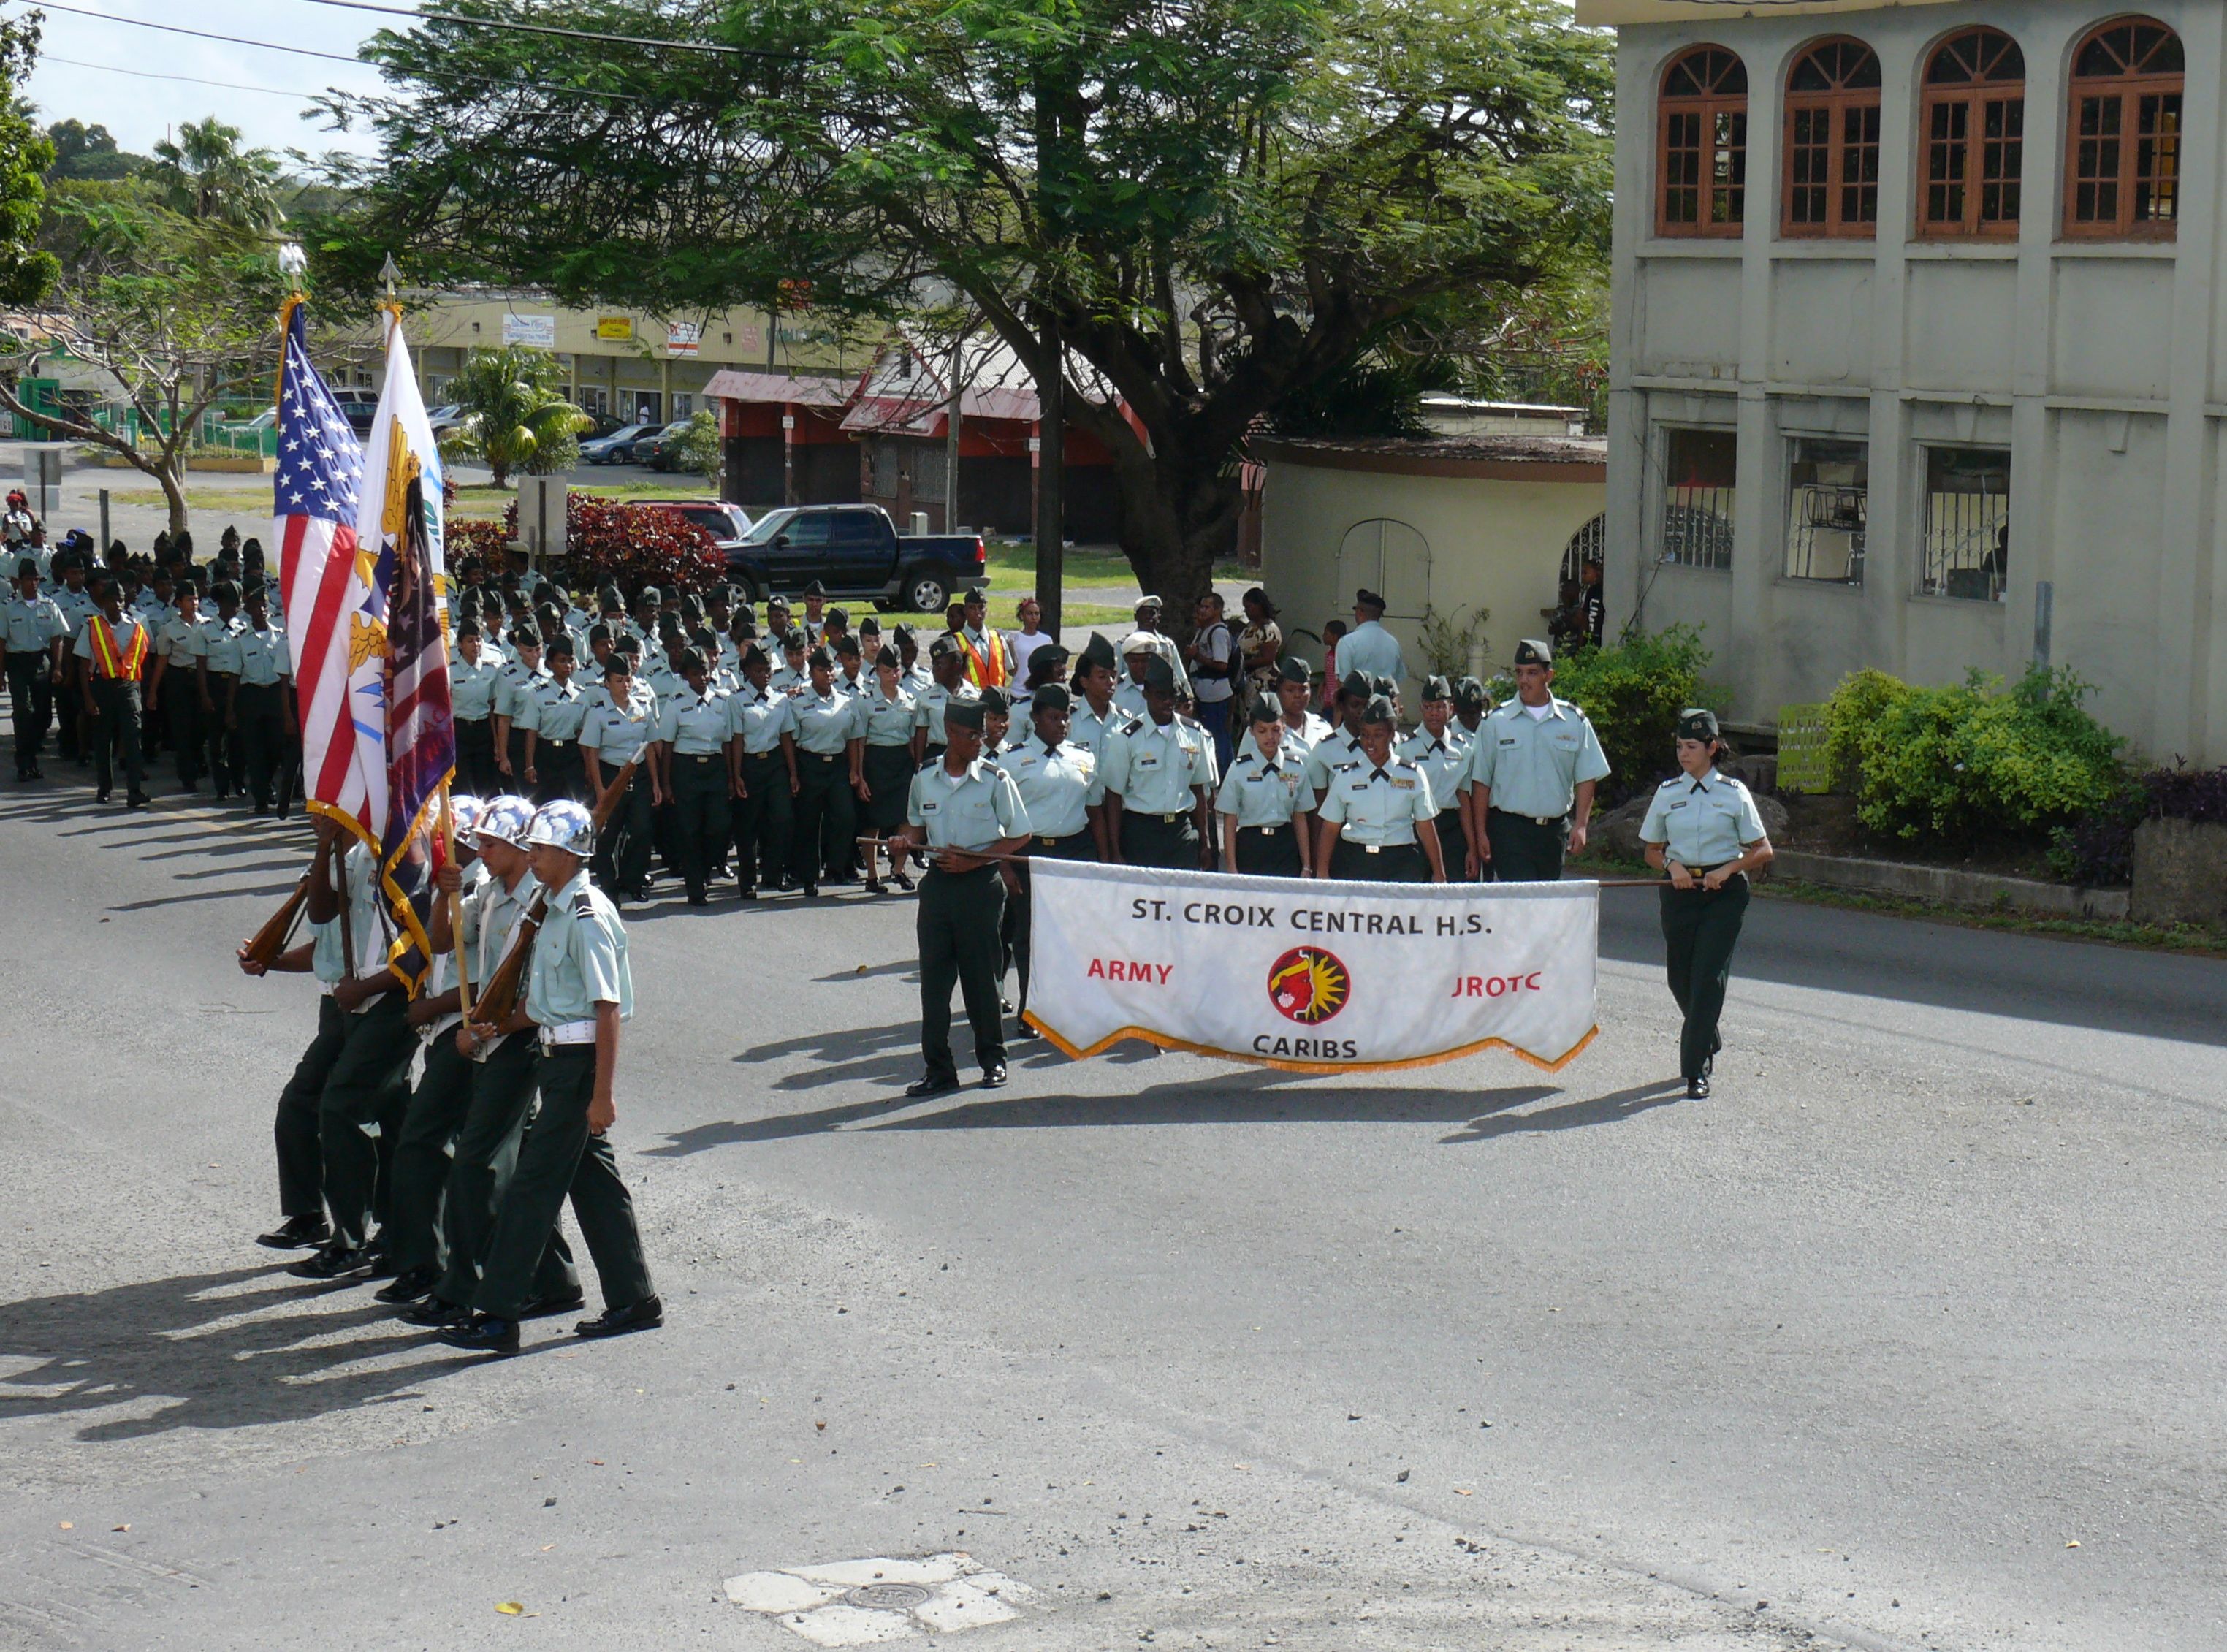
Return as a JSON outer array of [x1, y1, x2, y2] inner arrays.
[[802, 750, 841, 763], [1489, 806, 1567, 828], [1346, 840, 1415, 854], [677, 752, 720, 763], [742, 747, 783, 762], [1249, 823, 1293, 837]]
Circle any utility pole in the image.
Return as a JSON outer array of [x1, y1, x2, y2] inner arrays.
[[1032, 73, 1067, 639], [945, 330, 964, 535]]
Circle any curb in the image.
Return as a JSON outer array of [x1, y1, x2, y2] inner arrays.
[[1770, 849, 2130, 920]]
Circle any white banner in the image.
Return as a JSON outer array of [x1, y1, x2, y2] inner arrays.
[[502, 313, 557, 349], [1026, 861, 1599, 1075]]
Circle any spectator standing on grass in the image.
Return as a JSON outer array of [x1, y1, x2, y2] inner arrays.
[[1008, 595, 1056, 682], [1185, 591, 1238, 769]]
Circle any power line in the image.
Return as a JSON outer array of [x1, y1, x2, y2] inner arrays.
[[292, 0, 765, 58], [21, 1, 648, 101], [25, 1, 373, 64], [37, 51, 329, 96]]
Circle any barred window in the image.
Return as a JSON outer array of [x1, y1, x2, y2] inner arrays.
[[1784, 438, 1867, 585], [1661, 427, 1736, 571], [1919, 447, 2010, 601]]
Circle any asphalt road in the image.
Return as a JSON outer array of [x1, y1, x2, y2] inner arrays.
[[2, 776, 2223, 1652]]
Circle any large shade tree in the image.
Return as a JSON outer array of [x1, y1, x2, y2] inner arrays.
[[335, 0, 1610, 631]]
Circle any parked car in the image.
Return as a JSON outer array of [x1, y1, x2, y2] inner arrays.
[[624, 499, 753, 555], [579, 408, 628, 440], [579, 422, 660, 465], [632, 420, 696, 472], [724, 504, 986, 613], [425, 403, 465, 440]]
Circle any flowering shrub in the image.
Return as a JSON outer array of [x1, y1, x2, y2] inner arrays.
[[444, 493, 721, 600]]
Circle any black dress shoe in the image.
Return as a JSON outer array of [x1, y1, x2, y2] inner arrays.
[[437, 1314, 520, 1355], [905, 1074, 959, 1099], [256, 1214, 330, 1250], [892, 869, 914, 891], [575, 1295, 663, 1339], [738, 886, 758, 901], [802, 883, 820, 899], [373, 1265, 441, 1304], [1000, 997, 1015, 1014], [864, 878, 886, 895], [127, 792, 150, 809], [401, 1294, 471, 1328], [1012, 1021, 1040, 1041], [519, 1288, 587, 1320], [288, 1242, 371, 1280], [1686, 1074, 1710, 1100], [96, 788, 110, 803], [981, 1063, 1008, 1089]]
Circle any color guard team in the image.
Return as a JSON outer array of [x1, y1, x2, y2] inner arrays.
[[7, 527, 1772, 1355]]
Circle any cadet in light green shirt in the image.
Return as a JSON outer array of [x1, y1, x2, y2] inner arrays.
[[1217, 697, 1314, 877], [1100, 657, 1218, 870], [1640, 707, 1775, 1100], [1461, 638, 1610, 883], [897, 699, 1029, 1095], [1312, 695, 1444, 884]]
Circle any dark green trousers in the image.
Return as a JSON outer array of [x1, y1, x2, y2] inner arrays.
[[590, 767, 653, 897], [733, 750, 793, 891], [433, 1035, 576, 1310], [164, 680, 205, 790], [532, 736, 584, 804], [235, 680, 286, 808], [1485, 809, 1567, 883], [1330, 839, 1428, 883], [316, 994, 419, 1251], [1232, 822, 1301, 877], [88, 677, 144, 799], [1659, 874, 1750, 1081], [918, 863, 1005, 1083], [861, 742, 915, 837], [473, 1045, 652, 1320], [384, 1032, 475, 1274], [669, 753, 729, 899], [1119, 808, 1199, 869], [274, 996, 343, 1218], [792, 751, 853, 884], [455, 716, 498, 796], [5, 650, 52, 774]]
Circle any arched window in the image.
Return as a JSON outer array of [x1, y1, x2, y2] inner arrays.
[[1920, 28, 2025, 236], [1657, 46, 1748, 237], [1782, 38, 1882, 237], [2066, 17, 2182, 237]]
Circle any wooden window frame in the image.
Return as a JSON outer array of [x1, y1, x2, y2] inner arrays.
[[2065, 16, 2183, 240], [1918, 27, 2025, 239], [1781, 37, 1883, 240], [1656, 45, 1748, 240]]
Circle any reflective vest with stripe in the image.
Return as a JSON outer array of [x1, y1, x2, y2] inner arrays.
[[959, 628, 1009, 689], [86, 614, 148, 681]]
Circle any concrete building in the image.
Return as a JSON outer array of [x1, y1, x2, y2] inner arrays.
[[1592, 0, 2224, 760], [403, 293, 855, 429], [1256, 435, 1607, 696]]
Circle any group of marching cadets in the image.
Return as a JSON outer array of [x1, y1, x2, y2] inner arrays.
[[236, 792, 661, 1358], [3, 525, 302, 812]]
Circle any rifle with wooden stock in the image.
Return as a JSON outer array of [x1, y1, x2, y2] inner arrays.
[[240, 874, 312, 969], [471, 757, 639, 1030]]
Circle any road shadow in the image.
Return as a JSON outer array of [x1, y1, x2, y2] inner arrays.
[[1437, 1078, 1690, 1142], [0, 1263, 473, 1441]]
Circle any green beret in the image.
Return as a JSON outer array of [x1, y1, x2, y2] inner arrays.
[[1678, 707, 1721, 743], [1032, 682, 1073, 714], [1248, 696, 1284, 723], [977, 685, 1010, 715], [875, 644, 900, 669], [1339, 670, 1371, 701], [1142, 657, 1177, 693], [1453, 674, 1488, 709], [1422, 674, 1452, 703], [1276, 656, 1311, 687], [944, 699, 986, 733], [1360, 694, 1396, 726], [1513, 638, 1553, 668]]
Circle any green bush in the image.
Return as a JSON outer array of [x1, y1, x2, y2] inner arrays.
[[1821, 666, 1905, 790], [1826, 665, 2128, 843], [1538, 624, 1718, 804]]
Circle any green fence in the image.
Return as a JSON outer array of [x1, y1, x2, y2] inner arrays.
[[1775, 702, 1832, 793]]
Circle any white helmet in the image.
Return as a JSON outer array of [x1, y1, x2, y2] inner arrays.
[[525, 799, 595, 856], [449, 793, 484, 841], [474, 793, 536, 849]]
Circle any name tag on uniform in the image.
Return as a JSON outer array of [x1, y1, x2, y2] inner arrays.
[[1137, 754, 1161, 769], [1668, 799, 1689, 811], [921, 800, 940, 813], [1499, 736, 1518, 746], [1349, 781, 1368, 791]]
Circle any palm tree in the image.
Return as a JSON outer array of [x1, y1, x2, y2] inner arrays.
[[151, 118, 283, 231], [442, 346, 591, 488]]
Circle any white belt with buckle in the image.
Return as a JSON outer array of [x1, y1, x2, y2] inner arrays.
[[540, 1020, 596, 1048]]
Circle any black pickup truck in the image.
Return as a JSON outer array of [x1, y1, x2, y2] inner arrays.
[[723, 503, 989, 614]]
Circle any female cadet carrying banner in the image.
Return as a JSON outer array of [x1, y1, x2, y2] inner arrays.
[[1639, 708, 1774, 1100]]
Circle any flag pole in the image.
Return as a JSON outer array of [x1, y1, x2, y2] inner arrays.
[[441, 782, 473, 1020]]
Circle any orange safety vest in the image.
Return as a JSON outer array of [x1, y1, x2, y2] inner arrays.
[[957, 627, 1009, 689], [86, 614, 148, 681]]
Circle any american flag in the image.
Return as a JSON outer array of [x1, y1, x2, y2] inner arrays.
[[273, 301, 382, 840]]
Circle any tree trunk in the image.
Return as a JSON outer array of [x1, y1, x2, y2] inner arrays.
[[159, 460, 191, 540], [1111, 444, 1241, 648]]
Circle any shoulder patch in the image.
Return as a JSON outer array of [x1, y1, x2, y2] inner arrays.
[[572, 892, 596, 917], [1121, 718, 1146, 736]]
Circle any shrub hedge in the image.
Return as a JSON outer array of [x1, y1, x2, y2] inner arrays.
[[441, 493, 721, 600]]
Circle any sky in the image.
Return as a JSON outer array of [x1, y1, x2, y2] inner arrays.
[[20, 0, 392, 162]]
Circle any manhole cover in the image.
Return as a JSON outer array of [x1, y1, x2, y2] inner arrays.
[[842, 1583, 932, 1611]]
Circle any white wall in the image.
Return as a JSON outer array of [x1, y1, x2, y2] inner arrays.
[[1607, 0, 2226, 760]]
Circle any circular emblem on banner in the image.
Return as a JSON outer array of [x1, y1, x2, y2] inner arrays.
[[1267, 946, 1351, 1025]]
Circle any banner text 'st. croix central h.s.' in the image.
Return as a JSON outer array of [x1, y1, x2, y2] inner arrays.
[[1024, 861, 1599, 1075]]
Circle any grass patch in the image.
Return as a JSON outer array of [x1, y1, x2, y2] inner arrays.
[[108, 487, 270, 513]]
